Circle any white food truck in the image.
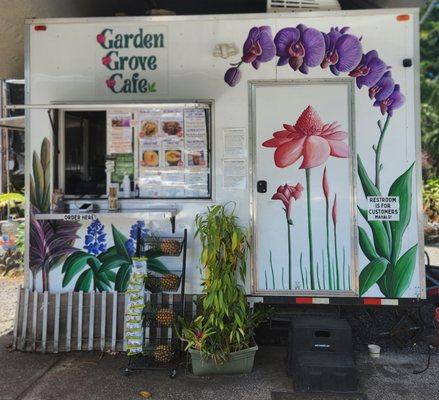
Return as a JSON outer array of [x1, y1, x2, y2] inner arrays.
[[14, 7, 424, 335]]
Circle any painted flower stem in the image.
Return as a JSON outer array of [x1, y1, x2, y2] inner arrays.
[[373, 114, 391, 191], [269, 250, 276, 290], [333, 220, 340, 290], [286, 215, 292, 290], [325, 197, 332, 290], [305, 168, 315, 290]]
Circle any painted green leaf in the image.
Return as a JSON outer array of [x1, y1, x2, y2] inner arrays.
[[111, 225, 131, 263], [357, 155, 381, 197], [62, 251, 90, 287], [377, 268, 391, 297], [105, 270, 116, 282], [95, 271, 112, 292], [359, 257, 388, 296], [114, 263, 132, 292], [358, 207, 390, 260], [29, 177, 37, 210], [98, 246, 118, 260], [388, 163, 414, 265], [358, 226, 379, 261], [388, 244, 418, 297], [144, 248, 163, 258], [32, 151, 44, 210], [74, 269, 93, 292], [99, 253, 126, 272], [41, 138, 50, 171], [147, 258, 170, 275]]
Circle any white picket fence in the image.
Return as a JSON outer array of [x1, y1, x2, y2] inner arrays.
[[13, 287, 197, 353]]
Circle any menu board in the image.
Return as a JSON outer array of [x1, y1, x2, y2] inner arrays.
[[107, 112, 133, 154], [133, 106, 210, 198]]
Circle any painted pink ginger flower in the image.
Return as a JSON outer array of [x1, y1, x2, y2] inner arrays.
[[274, 24, 325, 74], [262, 106, 349, 169], [241, 26, 276, 69], [374, 84, 405, 116], [349, 50, 388, 89], [321, 27, 363, 75], [272, 183, 304, 223]]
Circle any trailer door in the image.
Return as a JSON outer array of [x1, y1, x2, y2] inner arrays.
[[251, 79, 357, 295]]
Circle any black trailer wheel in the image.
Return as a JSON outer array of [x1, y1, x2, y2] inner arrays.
[[169, 369, 177, 379]]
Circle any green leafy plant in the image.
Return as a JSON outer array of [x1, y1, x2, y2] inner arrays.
[[357, 155, 417, 297], [178, 203, 269, 363], [423, 178, 439, 221], [30, 138, 51, 213], [62, 225, 170, 292]]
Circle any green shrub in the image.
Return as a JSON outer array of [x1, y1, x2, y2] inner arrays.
[[424, 178, 439, 221]]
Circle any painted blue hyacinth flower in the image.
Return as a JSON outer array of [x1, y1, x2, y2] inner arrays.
[[125, 220, 149, 256], [83, 219, 107, 256]]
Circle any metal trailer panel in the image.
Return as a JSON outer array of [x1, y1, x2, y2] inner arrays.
[[24, 9, 423, 300]]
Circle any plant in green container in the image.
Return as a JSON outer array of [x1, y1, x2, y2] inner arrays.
[[178, 203, 269, 374]]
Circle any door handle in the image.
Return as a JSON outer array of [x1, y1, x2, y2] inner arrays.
[[257, 180, 267, 193]]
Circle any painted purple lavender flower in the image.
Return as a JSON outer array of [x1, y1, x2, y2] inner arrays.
[[368, 70, 395, 101], [125, 220, 149, 256], [321, 27, 363, 75], [274, 24, 325, 74], [374, 84, 405, 116], [224, 67, 242, 87], [83, 219, 107, 256], [349, 50, 388, 89], [241, 26, 276, 69]]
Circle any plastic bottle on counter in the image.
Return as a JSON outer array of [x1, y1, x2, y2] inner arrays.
[[122, 174, 131, 198], [1, 216, 17, 251]]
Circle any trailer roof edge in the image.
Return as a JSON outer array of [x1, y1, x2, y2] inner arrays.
[[24, 8, 420, 25]]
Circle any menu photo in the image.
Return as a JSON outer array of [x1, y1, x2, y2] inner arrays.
[[187, 149, 207, 167], [163, 147, 184, 168]]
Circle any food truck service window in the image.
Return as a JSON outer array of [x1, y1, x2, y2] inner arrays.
[[60, 102, 212, 200]]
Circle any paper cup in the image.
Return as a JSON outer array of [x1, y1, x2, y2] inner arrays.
[[368, 344, 381, 358]]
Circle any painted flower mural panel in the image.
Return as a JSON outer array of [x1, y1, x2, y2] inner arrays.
[[262, 105, 349, 169]]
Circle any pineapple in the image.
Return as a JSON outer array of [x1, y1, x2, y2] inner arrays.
[[156, 308, 174, 326], [145, 274, 161, 293], [160, 274, 180, 291], [153, 344, 174, 363], [160, 239, 181, 255]]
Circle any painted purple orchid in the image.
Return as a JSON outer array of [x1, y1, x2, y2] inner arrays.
[[242, 26, 276, 69], [368, 71, 395, 101], [349, 50, 388, 89], [274, 24, 325, 74], [224, 24, 405, 118], [321, 27, 363, 75], [224, 26, 275, 87], [374, 84, 405, 116]]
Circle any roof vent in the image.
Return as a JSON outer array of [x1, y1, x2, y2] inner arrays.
[[267, 0, 341, 12]]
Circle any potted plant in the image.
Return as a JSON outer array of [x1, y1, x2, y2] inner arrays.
[[178, 203, 269, 375]]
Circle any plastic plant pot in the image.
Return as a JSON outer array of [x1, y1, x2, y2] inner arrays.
[[189, 345, 258, 375]]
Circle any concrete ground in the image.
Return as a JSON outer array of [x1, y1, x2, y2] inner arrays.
[[0, 245, 437, 400], [0, 333, 438, 400]]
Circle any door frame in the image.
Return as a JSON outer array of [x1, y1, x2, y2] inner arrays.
[[248, 78, 359, 297]]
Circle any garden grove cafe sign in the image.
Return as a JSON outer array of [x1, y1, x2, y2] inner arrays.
[[96, 27, 167, 95]]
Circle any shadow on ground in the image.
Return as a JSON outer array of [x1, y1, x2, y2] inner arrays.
[[1, 334, 438, 400]]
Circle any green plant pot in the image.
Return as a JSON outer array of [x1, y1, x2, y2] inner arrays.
[[189, 345, 258, 375]]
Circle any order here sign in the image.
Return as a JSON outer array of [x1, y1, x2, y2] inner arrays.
[[367, 196, 400, 221]]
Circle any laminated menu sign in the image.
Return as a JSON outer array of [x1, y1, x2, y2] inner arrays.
[[223, 159, 247, 189], [107, 112, 133, 154], [224, 128, 247, 158], [137, 106, 210, 198]]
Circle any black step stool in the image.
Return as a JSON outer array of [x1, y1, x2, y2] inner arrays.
[[288, 316, 358, 392]]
